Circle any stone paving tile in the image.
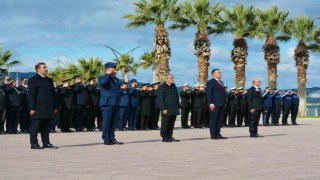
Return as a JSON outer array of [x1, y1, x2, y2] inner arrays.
[[0, 118, 320, 180]]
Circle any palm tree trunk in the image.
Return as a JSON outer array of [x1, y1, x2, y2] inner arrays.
[[194, 29, 210, 84], [267, 64, 277, 89], [295, 42, 309, 116], [264, 35, 280, 89], [124, 71, 129, 83], [152, 64, 159, 83], [232, 36, 247, 89], [154, 24, 171, 82]]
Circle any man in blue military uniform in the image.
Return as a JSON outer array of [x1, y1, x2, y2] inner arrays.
[[128, 79, 139, 130], [262, 87, 274, 126], [291, 90, 299, 125], [282, 90, 292, 125], [99, 62, 123, 145], [118, 81, 130, 131], [271, 89, 282, 125]]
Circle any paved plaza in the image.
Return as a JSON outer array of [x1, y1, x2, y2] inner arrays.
[[1, 118, 320, 180]]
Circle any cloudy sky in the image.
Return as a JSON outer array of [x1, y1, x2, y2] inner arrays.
[[0, 0, 319, 89]]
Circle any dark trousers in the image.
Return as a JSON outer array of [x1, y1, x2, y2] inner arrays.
[[220, 108, 227, 127], [6, 106, 20, 133], [228, 108, 237, 127], [20, 108, 30, 132], [249, 110, 261, 136], [101, 106, 119, 142], [29, 119, 51, 145], [118, 107, 128, 129], [180, 107, 190, 127], [86, 105, 100, 130], [282, 108, 290, 124], [128, 107, 138, 129], [209, 106, 223, 137], [60, 107, 72, 131], [160, 115, 176, 139], [272, 106, 281, 125], [236, 108, 246, 126], [262, 107, 272, 125], [194, 107, 205, 128], [75, 105, 86, 130], [151, 108, 160, 128], [190, 107, 195, 127], [140, 116, 150, 130], [244, 110, 250, 126], [291, 106, 299, 124], [0, 110, 5, 132]]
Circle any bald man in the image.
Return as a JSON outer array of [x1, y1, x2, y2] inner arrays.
[[246, 79, 263, 138]]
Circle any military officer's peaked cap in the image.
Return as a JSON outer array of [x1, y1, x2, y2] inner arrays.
[[105, 62, 117, 69]]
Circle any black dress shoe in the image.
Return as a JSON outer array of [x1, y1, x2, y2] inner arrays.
[[170, 137, 180, 142], [43, 143, 58, 149], [211, 136, 219, 140], [104, 141, 114, 145], [162, 139, 172, 143], [112, 141, 124, 145], [250, 134, 264, 138], [217, 135, 228, 139], [31, 143, 44, 149]]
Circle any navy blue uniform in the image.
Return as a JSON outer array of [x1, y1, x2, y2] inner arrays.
[[98, 73, 120, 143], [272, 93, 282, 125], [18, 85, 30, 133], [118, 88, 130, 130], [291, 94, 299, 125], [262, 92, 274, 125], [4, 84, 21, 134], [282, 94, 292, 125], [128, 87, 139, 130]]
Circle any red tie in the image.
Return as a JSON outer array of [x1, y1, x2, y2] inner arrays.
[[218, 80, 224, 88], [257, 88, 262, 95]]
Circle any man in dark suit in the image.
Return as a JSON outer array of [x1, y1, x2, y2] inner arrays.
[[139, 83, 153, 130], [157, 74, 180, 143], [4, 78, 21, 134], [179, 84, 191, 128], [206, 69, 227, 140], [99, 62, 123, 145], [0, 78, 5, 135], [60, 79, 73, 132], [28, 62, 58, 149], [73, 76, 89, 132], [247, 79, 263, 138], [151, 82, 160, 129], [86, 78, 101, 131]]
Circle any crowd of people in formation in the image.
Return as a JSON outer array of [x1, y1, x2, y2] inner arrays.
[[0, 69, 300, 136]]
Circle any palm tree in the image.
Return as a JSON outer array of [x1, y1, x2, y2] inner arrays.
[[223, 4, 261, 88], [256, 6, 292, 89], [106, 46, 140, 82], [0, 48, 21, 75], [48, 57, 104, 83], [290, 16, 320, 116], [140, 50, 159, 83], [170, 0, 225, 84], [123, 0, 179, 82]]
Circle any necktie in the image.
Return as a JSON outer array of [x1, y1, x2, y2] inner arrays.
[[218, 80, 224, 88], [257, 88, 262, 95]]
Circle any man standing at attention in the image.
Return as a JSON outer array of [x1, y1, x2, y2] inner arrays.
[[247, 79, 263, 138], [206, 69, 227, 140], [28, 62, 58, 149], [157, 74, 180, 143], [99, 62, 123, 145]]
